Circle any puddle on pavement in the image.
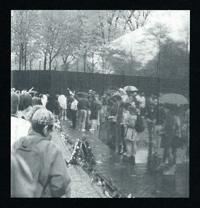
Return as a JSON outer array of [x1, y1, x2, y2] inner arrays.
[[61, 121, 188, 197]]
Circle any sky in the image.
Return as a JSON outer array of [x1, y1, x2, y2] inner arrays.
[[147, 10, 190, 40]]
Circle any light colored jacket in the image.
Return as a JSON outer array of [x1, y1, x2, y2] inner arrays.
[[71, 99, 78, 110], [12, 129, 71, 197], [11, 116, 31, 151]]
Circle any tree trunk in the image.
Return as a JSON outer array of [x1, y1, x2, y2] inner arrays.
[[92, 52, 94, 73], [19, 47, 21, 70], [24, 44, 27, 71], [44, 55, 47, 70], [76, 59, 79, 72], [19, 44, 23, 70], [29, 60, 32, 70], [21, 44, 24, 70], [83, 53, 86, 72], [49, 54, 52, 71]]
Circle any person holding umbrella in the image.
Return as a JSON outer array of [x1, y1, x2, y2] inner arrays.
[[158, 104, 181, 175]]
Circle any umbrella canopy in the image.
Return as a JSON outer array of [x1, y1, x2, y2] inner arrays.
[[28, 90, 38, 95], [119, 88, 127, 96], [159, 93, 188, 105], [124, 86, 138, 92], [110, 92, 122, 101], [105, 89, 118, 95], [77, 92, 89, 98]]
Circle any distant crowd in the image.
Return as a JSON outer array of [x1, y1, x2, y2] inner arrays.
[[11, 86, 189, 197]]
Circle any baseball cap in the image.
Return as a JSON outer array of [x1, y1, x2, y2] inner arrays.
[[31, 108, 54, 125]]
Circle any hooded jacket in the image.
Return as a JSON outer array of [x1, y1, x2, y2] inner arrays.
[[12, 129, 71, 197]]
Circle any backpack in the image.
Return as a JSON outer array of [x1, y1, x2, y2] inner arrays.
[[135, 115, 145, 133], [11, 137, 48, 198]]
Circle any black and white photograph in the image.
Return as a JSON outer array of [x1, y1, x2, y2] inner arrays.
[[11, 10, 189, 198]]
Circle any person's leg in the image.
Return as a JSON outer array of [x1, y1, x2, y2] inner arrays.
[[60, 108, 63, 120], [77, 110, 81, 130], [121, 125, 126, 153], [90, 119, 95, 131], [163, 147, 175, 175], [64, 109, 67, 120], [168, 147, 173, 167], [81, 110, 87, 130], [132, 141, 137, 156], [154, 125, 160, 152], [97, 111, 100, 129], [62, 109, 65, 120], [163, 147, 168, 163], [172, 147, 177, 166], [71, 110, 76, 128], [125, 139, 132, 157], [114, 126, 119, 154], [74, 110, 77, 128]]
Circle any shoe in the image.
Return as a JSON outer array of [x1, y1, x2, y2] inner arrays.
[[81, 129, 86, 132], [163, 167, 175, 175]]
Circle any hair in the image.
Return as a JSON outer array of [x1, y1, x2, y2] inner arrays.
[[31, 123, 53, 136], [18, 92, 32, 111], [32, 97, 42, 106], [34, 92, 39, 97], [11, 91, 20, 115], [31, 123, 46, 136]]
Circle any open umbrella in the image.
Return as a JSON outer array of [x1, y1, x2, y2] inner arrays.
[[77, 92, 89, 98], [105, 89, 118, 95], [159, 93, 188, 105], [124, 86, 138, 92], [111, 92, 122, 101], [28, 90, 38, 94]]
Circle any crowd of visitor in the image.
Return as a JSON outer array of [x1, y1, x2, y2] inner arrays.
[[11, 86, 189, 197]]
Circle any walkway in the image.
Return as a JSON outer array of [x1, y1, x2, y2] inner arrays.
[[53, 120, 189, 198]]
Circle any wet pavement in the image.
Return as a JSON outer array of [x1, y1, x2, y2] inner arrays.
[[60, 120, 189, 198], [51, 128, 105, 198]]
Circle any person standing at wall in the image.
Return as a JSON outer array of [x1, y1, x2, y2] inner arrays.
[[41, 94, 48, 108], [58, 94, 67, 120], [89, 94, 102, 133], [108, 94, 123, 154], [77, 95, 90, 132], [157, 105, 181, 175], [70, 96, 78, 129], [123, 105, 138, 164], [154, 103, 167, 152]]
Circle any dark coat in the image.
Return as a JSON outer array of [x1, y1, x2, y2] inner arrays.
[[90, 100, 101, 120]]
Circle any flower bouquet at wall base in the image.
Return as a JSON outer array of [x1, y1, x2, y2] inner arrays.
[[68, 139, 82, 165], [67, 135, 96, 170]]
